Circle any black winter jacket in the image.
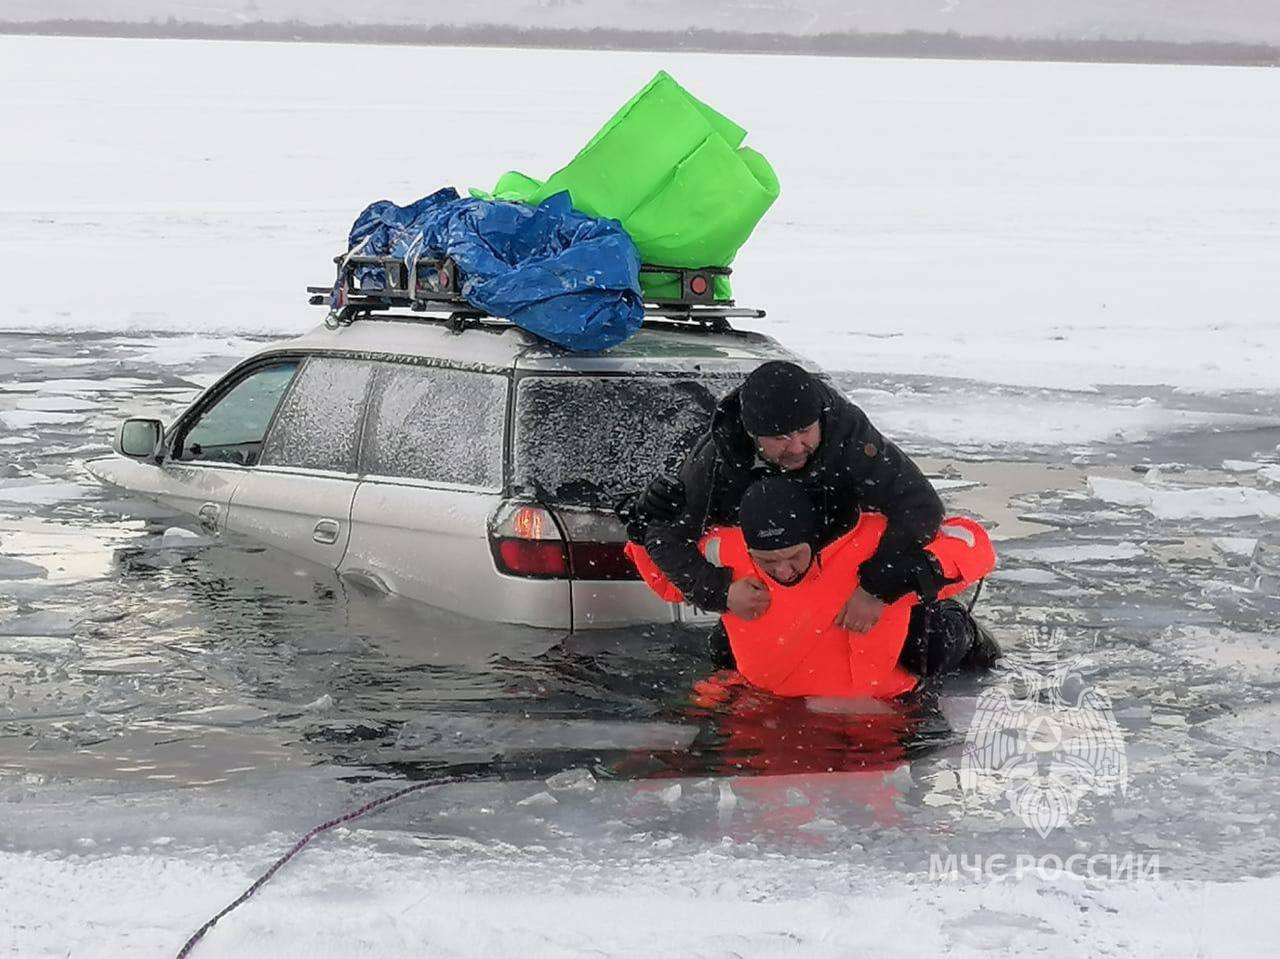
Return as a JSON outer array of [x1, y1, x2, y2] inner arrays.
[[643, 379, 944, 612]]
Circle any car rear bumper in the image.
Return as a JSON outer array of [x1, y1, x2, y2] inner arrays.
[[571, 579, 706, 629]]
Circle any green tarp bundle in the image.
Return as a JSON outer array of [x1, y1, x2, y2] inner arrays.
[[483, 70, 779, 300]]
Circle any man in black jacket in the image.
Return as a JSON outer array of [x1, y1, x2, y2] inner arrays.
[[640, 360, 946, 630]]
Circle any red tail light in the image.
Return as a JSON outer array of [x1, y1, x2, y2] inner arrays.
[[497, 538, 570, 577], [490, 503, 569, 578], [489, 502, 641, 581]]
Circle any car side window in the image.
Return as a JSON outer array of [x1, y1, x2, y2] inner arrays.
[[176, 361, 299, 466], [259, 356, 376, 473], [361, 363, 507, 489]]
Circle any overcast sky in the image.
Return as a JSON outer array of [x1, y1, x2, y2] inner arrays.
[[5, 1, 1279, 46]]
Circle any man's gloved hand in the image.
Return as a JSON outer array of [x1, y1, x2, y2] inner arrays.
[[614, 475, 686, 544], [858, 550, 947, 604]]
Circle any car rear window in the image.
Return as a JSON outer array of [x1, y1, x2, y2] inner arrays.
[[513, 374, 742, 507]]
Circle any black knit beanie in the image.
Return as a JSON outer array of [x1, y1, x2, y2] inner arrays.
[[739, 361, 823, 437], [739, 476, 819, 551]]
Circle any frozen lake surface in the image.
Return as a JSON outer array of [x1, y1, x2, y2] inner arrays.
[[3, 332, 1280, 956], [2, 33, 1280, 958]]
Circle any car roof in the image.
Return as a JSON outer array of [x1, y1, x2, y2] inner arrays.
[[268, 318, 817, 375], [281, 317, 536, 371]]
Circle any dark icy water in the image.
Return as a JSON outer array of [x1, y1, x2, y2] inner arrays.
[[2, 332, 1279, 881]]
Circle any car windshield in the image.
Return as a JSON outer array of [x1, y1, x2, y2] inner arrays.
[[514, 374, 744, 507]]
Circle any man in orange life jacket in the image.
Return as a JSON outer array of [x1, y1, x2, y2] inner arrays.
[[624, 360, 957, 638], [629, 475, 999, 689], [730, 476, 999, 686]]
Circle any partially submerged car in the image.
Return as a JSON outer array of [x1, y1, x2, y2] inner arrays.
[[88, 265, 813, 630]]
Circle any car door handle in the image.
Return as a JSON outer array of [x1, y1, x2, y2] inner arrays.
[[313, 519, 341, 545], [197, 502, 220, 532]]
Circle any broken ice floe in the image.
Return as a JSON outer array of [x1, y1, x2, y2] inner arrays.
[[1088, 476, 1280, 520], [1001, 542, 1145, 564]]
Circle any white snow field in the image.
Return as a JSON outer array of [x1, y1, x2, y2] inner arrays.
[[2, 35, 1279, 393], [4, 841, 1277, 959]]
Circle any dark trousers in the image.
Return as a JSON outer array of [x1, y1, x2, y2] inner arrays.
[[898, 599, 999, 679]]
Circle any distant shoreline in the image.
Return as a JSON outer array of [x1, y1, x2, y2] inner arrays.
[[3, 19, 1279, 68]]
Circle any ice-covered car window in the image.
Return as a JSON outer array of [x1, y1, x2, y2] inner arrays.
[[361, 363, 507, 489], [177, 361, 299, 466], [514, 374, 740, 506], [259, 356, 376, 472]]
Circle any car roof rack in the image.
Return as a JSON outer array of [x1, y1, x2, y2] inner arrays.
[[306, 250, 765, 334]]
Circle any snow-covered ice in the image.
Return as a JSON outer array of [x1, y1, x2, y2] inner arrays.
[[989, 567, 1060, 584], [0, 409, 88, 429], [849, 386, 1280, 449], [1222, 459, 1266, 473], [3, 35, 1280, 395], [0, 377, 154, 394], [0, 481, 95, 505], [14, 395, 97, 412], [5, 843, 1275, 959], [1000, 541, 1146, 564], [1212, 537, 1259, 560], [1088, 475, 1280, 519], [14, 355, 98, 366], [130, 334, 269, 365]]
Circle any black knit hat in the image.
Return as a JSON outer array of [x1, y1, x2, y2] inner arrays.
[[739, 476, 819, 551], [739, 361, 823, 437]]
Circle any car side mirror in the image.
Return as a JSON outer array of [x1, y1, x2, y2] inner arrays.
[[115, 418, 164, 462]]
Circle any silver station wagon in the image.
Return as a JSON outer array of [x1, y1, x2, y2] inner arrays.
[[89, 308, 812, 630]]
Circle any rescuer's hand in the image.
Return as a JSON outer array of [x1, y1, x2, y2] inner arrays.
[[837, 586, 885, 634], [727, 576, 771, 620]]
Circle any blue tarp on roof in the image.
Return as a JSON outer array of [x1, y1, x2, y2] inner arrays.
[[341, 188, 644, 352]]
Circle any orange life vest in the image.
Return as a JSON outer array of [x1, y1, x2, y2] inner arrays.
[[626, 513, 996, 700]]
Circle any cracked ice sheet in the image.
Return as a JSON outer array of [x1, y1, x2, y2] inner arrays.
[[0, 409, 88, 429], [120, 335, 278, 366], [0, 482, 95, 505], [13, 396, 97, 412], [1213, 537, 1259, 559], [1000, 542, 1145, 564], [846, 387, 1280, 449], [1088, 476, 1280, 519], [1164, 626, 1280, 686], [1, 844, 1274, 959], [0, 378, 153, 395]]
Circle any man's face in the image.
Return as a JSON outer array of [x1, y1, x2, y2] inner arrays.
[[748, 542, 814, 586], [754, 421, 821, 471]]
